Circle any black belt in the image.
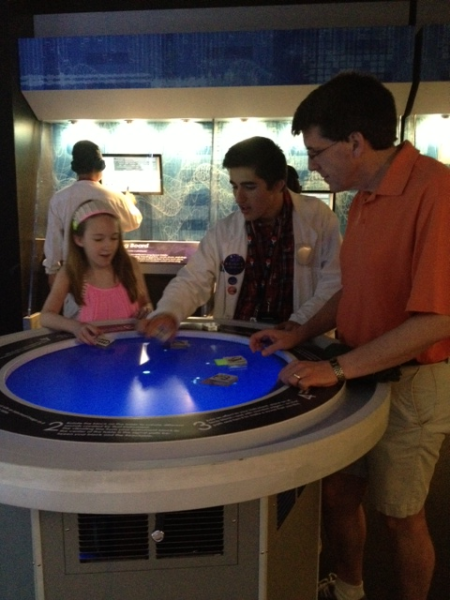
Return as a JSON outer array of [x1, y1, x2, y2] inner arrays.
[[400, 359, 421, 367], [400, 358, 449, 367]]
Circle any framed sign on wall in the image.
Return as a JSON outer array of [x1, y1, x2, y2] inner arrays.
[[102, 154, 163, 194]]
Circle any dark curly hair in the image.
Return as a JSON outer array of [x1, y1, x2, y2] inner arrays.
[[222, 136, 287, 189]]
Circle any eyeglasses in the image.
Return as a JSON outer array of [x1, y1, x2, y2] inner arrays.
[[307, 141, 340, 161]]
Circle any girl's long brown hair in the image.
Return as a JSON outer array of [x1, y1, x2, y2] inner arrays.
[[65, 213, 139, 306]]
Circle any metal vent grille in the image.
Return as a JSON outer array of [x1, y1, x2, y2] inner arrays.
[[155, 506, 224, 559], [77, 514, 149, 563], [277, 489, 296, 529], [276, 487, 305, 529]]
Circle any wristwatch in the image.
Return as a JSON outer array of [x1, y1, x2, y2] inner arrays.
[[329, 357, 346, 383]]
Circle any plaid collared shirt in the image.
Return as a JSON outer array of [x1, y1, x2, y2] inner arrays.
[[234, 190, 294, 323]]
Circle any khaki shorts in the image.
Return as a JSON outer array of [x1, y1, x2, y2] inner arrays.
[[348, 360, 450, 518]]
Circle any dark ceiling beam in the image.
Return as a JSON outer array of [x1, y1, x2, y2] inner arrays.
[[8, 0, 407, 17]]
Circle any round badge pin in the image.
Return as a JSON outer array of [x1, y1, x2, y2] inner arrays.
[[223, 254, 245, 275]]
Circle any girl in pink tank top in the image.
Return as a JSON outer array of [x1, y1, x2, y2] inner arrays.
[[41, 199, 152, 345]]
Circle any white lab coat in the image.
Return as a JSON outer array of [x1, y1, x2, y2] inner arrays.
[[152, 191, 342, 325]]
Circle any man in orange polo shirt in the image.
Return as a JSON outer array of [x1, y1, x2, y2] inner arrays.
[[250, 72, 450, 600]]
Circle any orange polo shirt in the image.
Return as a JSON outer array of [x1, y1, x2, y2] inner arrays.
[[337, 141, 450, 364]]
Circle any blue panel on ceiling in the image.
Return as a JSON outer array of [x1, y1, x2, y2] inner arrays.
[[19, 26, 414, 91], [421, 24, 450, 81]]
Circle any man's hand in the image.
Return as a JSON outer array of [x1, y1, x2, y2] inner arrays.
[[134, 303, 153, 319], [280, 359, 341, 389], [137, 313, 179, 343], [249, 328, 303, 356], [274, 320, 301, 331]]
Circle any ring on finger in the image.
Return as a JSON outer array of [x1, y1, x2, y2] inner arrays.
[[293, 373, 301, 381]]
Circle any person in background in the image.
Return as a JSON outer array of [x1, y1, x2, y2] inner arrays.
[[286, 164, 302, 193], [41, 199, 151, 345], [138, 136, 341, 341], [43, 140, 142, 290], [250, 71, 450, 600]]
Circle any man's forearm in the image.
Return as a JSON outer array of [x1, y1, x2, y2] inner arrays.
[[294, 289, 341, 344], [338, 313, 450, 380]]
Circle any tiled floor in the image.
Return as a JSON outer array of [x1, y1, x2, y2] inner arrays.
[[319, 435, 450, 600]]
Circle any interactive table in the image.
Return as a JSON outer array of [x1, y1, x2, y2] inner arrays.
[[0, 320, 390, 600]]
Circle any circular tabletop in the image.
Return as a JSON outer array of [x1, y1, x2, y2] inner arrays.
[[0, 319, 390, 514]]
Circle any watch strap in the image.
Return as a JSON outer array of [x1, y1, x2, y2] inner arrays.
[[329, 356, 346, 383]]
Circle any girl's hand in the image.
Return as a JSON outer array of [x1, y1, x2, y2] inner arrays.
[[74, 322, 103, 345]]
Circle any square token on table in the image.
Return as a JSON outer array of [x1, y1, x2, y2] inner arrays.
[[201, 373, 238, 386]]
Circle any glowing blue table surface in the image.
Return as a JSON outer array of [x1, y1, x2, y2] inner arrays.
[[6, 333, 286, 418], [0, 320, 390, 514]]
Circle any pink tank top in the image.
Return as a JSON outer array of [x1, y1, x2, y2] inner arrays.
[[78, 282, 139, 322]]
